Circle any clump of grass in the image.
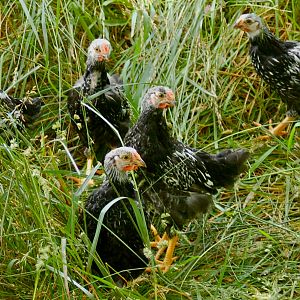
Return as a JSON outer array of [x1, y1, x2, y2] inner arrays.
[[0, 0, 299, 299]]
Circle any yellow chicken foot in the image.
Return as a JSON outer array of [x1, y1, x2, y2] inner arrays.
[[150, 225, 168, 260], [158, 235, 179, 273], [148, 225, 179, 272], [254, 115, 295, 140], [68, 156, 95, 186]]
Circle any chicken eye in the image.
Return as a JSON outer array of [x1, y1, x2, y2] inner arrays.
[[245, 19, 253, 24], [157, 92, 164, 98], [122, 154, 130, 160]]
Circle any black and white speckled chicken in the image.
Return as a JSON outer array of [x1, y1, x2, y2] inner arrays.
[[81, 146, 149, 283], [68, 38, 131, 183], [124, 86, 249, 271], [0, 89, 43, 132], [234, 13, 300, 139]]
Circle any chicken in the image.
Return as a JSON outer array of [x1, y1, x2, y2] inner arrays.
[[234, 13, 300, 139], [124, 86, 249, 272], [0, 89, 43, 132], [81, 146, 148, 283], [68, 38, 131, 184]]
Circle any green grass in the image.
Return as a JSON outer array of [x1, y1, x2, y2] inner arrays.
[[0, 0, 300, 299]]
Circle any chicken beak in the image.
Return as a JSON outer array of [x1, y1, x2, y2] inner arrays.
[[122, 157, 146, 171], [168, 100, 176, 107], [233, 18, 244, 29], [98, 54, 109, 62], [157, 90, 175, 108], [158, 100, 176, 109], [133, 154, 146, 168]]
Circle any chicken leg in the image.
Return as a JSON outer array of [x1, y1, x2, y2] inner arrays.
[[254, 115, 296, 140], [149, 225, 178, 272], [68, 150, 96, 186]]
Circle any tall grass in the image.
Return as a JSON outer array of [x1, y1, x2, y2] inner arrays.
[[0, 0, 299, 299]]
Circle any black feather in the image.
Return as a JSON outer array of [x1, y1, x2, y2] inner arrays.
[[82, 181, 148, 281], [0, 90, 43, 128], [238, 13, 300, 115], [125, 87, 249, 229], [80, 147, 149, 282], [68, 40, 131, 162]]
